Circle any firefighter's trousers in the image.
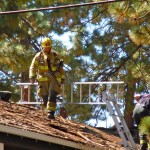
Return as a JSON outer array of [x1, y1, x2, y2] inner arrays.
[[37, 75, 62, 112]]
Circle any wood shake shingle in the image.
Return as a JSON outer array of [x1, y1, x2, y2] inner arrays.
[[0, 101, 126, 150]]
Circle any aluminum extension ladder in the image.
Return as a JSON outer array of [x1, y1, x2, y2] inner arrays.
[[102, 92, 137, 150], [16, 81, 137, 149]]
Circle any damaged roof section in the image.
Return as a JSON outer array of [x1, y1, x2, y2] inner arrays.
[[0, 101, 125, 150]]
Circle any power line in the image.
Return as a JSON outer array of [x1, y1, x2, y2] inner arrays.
[[0, 0, 125, 15]]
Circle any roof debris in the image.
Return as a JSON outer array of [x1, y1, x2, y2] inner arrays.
[[0, 101, 127, 149]]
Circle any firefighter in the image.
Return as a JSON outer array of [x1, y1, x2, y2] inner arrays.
[[133, 94, 150, 150], [29, 37, 65, 119]]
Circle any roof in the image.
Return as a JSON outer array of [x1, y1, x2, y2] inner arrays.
[[0, 101, 125, 150]]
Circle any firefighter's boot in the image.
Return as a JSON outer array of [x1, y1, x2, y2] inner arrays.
[[47, 111, 55, 119], [47, 101, 56, 119]]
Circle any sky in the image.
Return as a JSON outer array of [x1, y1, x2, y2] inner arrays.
[[50, 31, 74, 49]]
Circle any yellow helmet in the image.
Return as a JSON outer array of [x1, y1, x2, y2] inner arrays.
[[41, 37, 52, 48]]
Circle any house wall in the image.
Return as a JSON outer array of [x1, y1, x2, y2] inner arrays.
[[0, 132, 78, 150]]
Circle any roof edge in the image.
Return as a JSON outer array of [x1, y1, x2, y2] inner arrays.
[[0, 124, 99, 150]]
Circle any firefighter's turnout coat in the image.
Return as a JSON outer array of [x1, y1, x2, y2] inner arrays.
[[29, 50, 65, 97]]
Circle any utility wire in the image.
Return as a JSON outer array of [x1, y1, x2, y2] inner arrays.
[[0, 0, 125, 15]]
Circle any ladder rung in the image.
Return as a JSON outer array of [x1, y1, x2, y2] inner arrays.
[[105, 98, 116, 102], [112, 114, 124, 118]]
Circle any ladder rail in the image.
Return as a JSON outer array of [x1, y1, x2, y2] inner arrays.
[[102, 93, 131, 149], [103, 93, 137, 150], [16, 82, 124, 104], [113, 101, 137, 149]]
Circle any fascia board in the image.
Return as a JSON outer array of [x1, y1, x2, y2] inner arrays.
[[0, 124, 100, 150]]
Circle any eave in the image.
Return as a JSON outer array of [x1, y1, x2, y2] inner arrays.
[[0, 124, 100, 150]]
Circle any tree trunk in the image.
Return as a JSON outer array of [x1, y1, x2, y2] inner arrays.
[[124, 75, 136, 128]]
